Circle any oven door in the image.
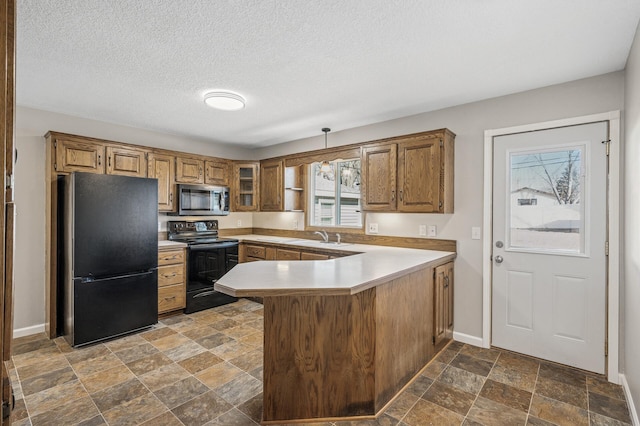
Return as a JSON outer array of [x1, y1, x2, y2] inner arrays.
[[185, 242, 238, 313]]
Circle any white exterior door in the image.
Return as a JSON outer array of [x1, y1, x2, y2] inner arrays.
[[491, 122, 608, 374]]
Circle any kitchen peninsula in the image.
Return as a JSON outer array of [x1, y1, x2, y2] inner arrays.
[[216, 236, 455, 423]]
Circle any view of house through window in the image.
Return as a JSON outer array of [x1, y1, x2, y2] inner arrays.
[[509, 146, 585, 253], [309, 159, 362, 227]]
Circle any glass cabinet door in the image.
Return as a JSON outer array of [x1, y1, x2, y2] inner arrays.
[[234, 163, 259, 211]]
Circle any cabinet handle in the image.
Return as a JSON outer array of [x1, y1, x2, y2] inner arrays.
[[164, 296, 176, 301], [199, 167, 203, 176], [391, 190, 395, 201], [165, 272, 177, 278], [108, 155, 111, 168], [399, 190, 403, 201], [98, 154, 101, 166], [170, 193, 173, 202], [444, 276, 449, 288]]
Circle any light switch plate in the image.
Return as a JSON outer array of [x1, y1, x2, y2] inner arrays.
[[237, 219, 242, 227], [472, 227, 481, 240], [368, 223, 379, 234], [293, 220, 298, 230], [427, 225, 437, 237], [419, 225, 427, 236]]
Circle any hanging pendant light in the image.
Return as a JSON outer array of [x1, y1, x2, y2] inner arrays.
[[320, 128, 332, 173]]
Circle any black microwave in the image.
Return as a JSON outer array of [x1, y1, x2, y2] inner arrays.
[[173, 184, 230, 216]]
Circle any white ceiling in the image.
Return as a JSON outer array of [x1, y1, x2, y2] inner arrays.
[[16, 1, 640, 148]]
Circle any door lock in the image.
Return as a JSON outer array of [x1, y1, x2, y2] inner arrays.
[[494, 255, 504, 264]]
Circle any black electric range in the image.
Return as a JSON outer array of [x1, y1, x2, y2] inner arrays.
[[167, 220, 239, 313]]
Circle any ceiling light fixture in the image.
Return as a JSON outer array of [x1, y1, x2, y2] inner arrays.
[[204, 91, 246, 111], [320, 128, 332, 173]]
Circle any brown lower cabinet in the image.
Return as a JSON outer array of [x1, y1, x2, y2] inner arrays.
[[157, 247, 186, 315], [239, 242, 346, 263], [434, 261, 454, 351]]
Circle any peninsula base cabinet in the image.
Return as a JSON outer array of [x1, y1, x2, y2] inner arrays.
[[157, 247, 186, 315], [262, 265, 439, 423]]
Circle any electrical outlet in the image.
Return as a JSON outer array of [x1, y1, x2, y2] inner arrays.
[[419, 225, 427, 236], [158, 221, 162, 232], [427, 225, 437, 237], [236, 219, 242, 227], [471, 227, 481, 240], [293, 220, 298, 230], [368, 223, 379, 234]]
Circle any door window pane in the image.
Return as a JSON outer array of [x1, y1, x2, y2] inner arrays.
[[508, 147, 585, 254]]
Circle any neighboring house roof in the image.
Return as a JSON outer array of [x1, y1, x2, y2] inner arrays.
[[511, 186, 555, 198]]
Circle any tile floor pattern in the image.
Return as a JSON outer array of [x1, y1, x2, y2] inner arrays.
[[7, 298, 633, 426]]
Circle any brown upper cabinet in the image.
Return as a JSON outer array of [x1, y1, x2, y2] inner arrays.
[[259, 159, 284, 211], [53, 135, 106, 174], [105, 146, 147, 177], [361, 143, 397, 211], [361, 129, 454, 213], [204, 160, 230, 186], [52, 134, 147, 178], [233, 162, 259, 211], [175, 156, 204, 184], [147, 153, 176, 212]]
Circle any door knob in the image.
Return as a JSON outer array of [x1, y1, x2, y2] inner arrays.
[[494, 255, 504, 264]]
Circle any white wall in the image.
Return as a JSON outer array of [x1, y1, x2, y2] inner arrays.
[[255, 72, 625, 340], [624, 21, 640, 423], [14, 107, 254, 333]]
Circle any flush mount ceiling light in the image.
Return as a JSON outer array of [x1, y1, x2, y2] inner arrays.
[[320, 128, 332, 173], [204, 91, 246, 111]]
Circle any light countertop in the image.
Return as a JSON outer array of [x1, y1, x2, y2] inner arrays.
[[158, 240, 187, 249], [215, 234, 455, 297]]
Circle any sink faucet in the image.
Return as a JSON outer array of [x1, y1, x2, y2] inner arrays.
[[314, 230, 329, 242], [336, 233, 341, 244]]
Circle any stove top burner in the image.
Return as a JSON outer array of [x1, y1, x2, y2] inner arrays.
[[167, 220, 238, 246]]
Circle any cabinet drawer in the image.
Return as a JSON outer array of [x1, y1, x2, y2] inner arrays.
[[158, 249, 184, 266], [277, 249, 301, 260], [158, 284, 185, 313], [158, 264, 184, 287], [245, 245, 266, 259], [300, 252, 329, 260]]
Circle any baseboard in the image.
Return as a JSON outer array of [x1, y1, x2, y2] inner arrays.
[[620, 374, 640, 426], [453, 331, 483, 347], [13, 323, 46, 339]]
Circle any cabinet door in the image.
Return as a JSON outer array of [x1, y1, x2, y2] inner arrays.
[[397, 137, 441, 212], [148, 153, 176, 212], [205, 160, 229, 186], [260, 159, 283, 211], [434, 262, 454, 349], [55, 138, 105, 174], [106, 146, 147, 177], [361, 144, 397, 211], [176, 157, 204, 184], [233, 163, 259, 211]]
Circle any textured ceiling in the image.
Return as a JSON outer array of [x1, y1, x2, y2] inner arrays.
[[16, 1, 640, 148]]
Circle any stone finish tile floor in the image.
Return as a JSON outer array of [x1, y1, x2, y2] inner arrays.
[[7, 299, 633, 426]]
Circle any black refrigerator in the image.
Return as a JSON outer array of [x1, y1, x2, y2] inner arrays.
[[62, 172, 159, 347]]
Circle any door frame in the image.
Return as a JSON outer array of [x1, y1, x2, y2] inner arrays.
[[482, 111, 621, 383]]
